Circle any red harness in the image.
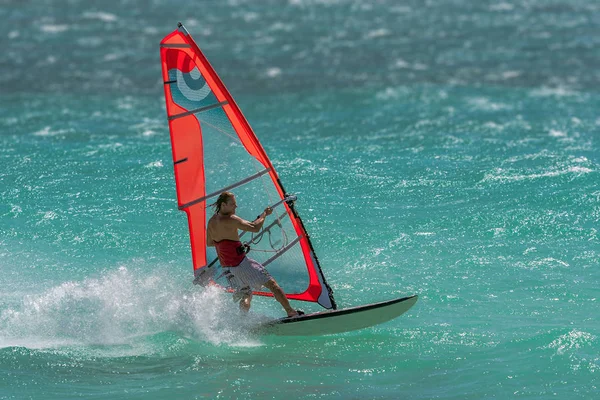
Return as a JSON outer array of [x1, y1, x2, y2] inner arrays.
[[214, 239, 246, 267]]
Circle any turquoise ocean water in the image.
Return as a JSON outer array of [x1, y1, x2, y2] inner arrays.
[[1, 1, 598, 398]]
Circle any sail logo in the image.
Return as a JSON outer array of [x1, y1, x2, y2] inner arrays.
[[167, 66, 218, 112], [176, 67, 211, 102]]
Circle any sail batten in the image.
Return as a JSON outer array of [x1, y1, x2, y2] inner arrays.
[[168, 101, 229, 121], [161, 43, 191, 48], [178, 168, 272, 210], [160, 22, 336, 310], [174, 157, 188, 165]]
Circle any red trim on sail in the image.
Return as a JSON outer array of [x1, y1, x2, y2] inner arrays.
[[159, 26, 330, 307], [161, 33, 207, 271]]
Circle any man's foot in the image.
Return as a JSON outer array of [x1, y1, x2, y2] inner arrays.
[[286, 309, 305, 318]]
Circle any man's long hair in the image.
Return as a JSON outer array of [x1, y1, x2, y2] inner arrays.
[[210, 192, 234, 214]]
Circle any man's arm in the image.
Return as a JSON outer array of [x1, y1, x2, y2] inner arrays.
[[232, 214, 265, 233], [232, 207, 273, 233]]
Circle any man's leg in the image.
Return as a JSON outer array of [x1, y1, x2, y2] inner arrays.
[[239, 292, 252, 313], [264, 279, 299, 317]]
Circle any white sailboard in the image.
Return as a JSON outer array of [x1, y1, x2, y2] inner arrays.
[[254, 295, 418, 336]]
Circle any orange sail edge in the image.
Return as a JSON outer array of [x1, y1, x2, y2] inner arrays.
[[160, 22, 337, 310]]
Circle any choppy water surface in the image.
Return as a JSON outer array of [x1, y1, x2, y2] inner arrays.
[[1, 1, 598, 399]]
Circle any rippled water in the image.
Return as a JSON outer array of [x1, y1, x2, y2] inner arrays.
[[1, 1, 599, 399]]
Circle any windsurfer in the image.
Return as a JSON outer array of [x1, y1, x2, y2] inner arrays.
[[207, 191, 302, 317]]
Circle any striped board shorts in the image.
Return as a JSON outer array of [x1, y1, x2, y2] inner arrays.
[[222, 257, 272, 301]]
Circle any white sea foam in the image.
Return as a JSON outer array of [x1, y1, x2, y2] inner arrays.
[[117, 97, 134, 110], [375, 86, 410, 100], [549, 129, 567, 138], [39, 24, 69, 33], [98, 142, 123, 151], [394, 59, 410, 68], [130, 118, 162, 136], [467, 97, 509, 111], [265, 67, 282, 78], [489, 3, 514, 11], [530, 86, 578, 97], [530, 257, 570, 269], [143, 27, 159, 35], [546, 330, 596, 356], [103, 53, 122, 62], [82, 11, 118, 22], [0, 267, 263, 350], [269, 22, 294, 32], [142, 129, 157, 137], [504, 150, 552, 163], [482, 165, 592, 183], [483, 122, 505, 131], [502, 70, 521, 79], [36, 211, 58, 225], [77, 36, 104, 47], [33, 126, 70, 137], [9, 205, 22, 217], [364, 29, 390, 39], [145, 161, 163, 168]]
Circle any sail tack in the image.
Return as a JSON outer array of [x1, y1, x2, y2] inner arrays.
[[160, 23, 336, 309]]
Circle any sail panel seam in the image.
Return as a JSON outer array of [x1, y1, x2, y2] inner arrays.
[[168, 101, 229, 121], [178, 168, 271, 210]]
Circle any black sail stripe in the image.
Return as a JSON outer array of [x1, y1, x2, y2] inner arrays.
[[174, 157, 188, 165], [168, 101, 229, 121], [262, 236, 303, 267], [178, 168, 271, 210]]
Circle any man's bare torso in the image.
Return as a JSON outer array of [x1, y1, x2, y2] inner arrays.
[[207, 214, 242, 243]]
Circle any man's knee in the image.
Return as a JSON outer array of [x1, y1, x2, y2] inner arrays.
[[233, 286, 252, 302], [264, 279, 280, 290], [241, 294, 252, 304]]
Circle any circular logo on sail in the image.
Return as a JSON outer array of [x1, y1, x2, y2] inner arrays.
[[176, 67, 211, 102], [165, 51, 218, 111]]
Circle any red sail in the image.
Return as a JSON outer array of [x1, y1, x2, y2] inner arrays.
[[160, 23, 335, 309]]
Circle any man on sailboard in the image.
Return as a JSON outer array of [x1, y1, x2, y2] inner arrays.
[[207, 192, 302, 317]]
